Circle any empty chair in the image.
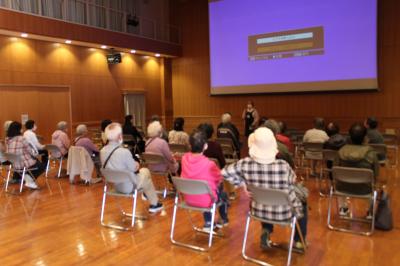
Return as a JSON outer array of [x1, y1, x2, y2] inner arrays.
[[3, 152, 37, 193], [242, 185, 307, 266], [141, 152, 172, 198], [319, 149, 339, 197], [369, 143, 388, 166], [327, 166, 377, 236], [170, 177, 223, 252], [302, 142, 324, 178], [219, 143, 238, 164], [100, 168, 146, 230], [44, 144, 65, 178]]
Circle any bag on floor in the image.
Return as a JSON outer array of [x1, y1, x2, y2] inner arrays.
[[375, 191, 393, 231]]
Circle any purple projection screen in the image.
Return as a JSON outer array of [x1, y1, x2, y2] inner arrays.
[[208, 0, 378, 95]]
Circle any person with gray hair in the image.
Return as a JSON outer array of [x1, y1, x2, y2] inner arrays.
[[100, 122, 163, 213], [75, 124, 102, 182], [51, 121, 70, 157], [217, 112, 241, 153]]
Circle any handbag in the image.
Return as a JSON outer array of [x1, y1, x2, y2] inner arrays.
[[375, 191, 393, 230]]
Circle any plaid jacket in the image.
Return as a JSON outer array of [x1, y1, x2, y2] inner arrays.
[[222, 158, 303, 221], [7, 136, 37, 169]]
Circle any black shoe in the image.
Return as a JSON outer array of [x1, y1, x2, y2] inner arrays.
[[260, 231, 272, 250], [149, 203, 163, 213]]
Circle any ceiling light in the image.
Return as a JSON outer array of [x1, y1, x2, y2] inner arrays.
[[130, 49, 136, 54], [155, 53, 160, 57], [101, 45, 107, 49], [21, 33, 28, 38], [65, 40, 72, 44]]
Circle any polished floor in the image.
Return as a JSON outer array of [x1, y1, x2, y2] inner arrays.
[[0, 160, 399, 266]]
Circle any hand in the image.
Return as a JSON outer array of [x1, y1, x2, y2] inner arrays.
[[242, 183, 253, 198]]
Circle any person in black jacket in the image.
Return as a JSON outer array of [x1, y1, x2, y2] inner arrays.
[[123, 115, 145, 153]]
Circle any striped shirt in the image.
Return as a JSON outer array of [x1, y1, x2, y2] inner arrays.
[[7, 136, 37, 169], [222, 158, 303, 221]]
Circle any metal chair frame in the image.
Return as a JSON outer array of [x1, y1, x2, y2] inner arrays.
[[242, 185, 307, 266], [301, 142, 324, 178], [100, 169, 147, 231], [44, 144, 64, 178], [327, 166, 377, 236], [318, 149, 339, 197], [3, 153, 37, 194], [170, 177, 223, 252], [141, 152, 173, 198], [369, 143, 389, 167]]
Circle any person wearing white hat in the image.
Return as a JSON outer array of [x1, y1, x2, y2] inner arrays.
[[222, 127, 308, 250]]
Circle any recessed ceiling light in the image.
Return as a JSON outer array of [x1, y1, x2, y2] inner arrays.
[[65, 40, 72, 44], [155, 53, 161, 57], [130, 49, 136, 54], [21, 33, 28, 38], [101, 45, 107, 49]]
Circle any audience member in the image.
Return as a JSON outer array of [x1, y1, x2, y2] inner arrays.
[[258, 116, 268, 128], [75, 124, 102, 182], [217, 113, 241, 153], [3, 120, 12, 139], [168, 117, 190, 148], [222, 127, 307, 250], [123, 115, 145, 153], [263, 119, 294, 168], [242, 101, 260, 137], [150, 114, 168, 141], [324, 122, 347, 150], [100, 123, 163, 213], [51, 121, 70, 158], [145, 121, 178, 174], [276, 121, 294, 153], [23, 120, 48, 165], [198, 123, 226, 168], [303, 117, 329, 143], [364, 117, 384, 144], [100, 119, 112, 146], [6, 121, 45, 189], [337, 123, 379, 216], [181, 130, 229, 230]]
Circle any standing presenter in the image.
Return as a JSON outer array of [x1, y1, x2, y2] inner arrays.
[[242, 101, 259, 137]]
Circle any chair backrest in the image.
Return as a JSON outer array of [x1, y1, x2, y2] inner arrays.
[[247, 185, 291, 206], [169, 143, 189, 153], [303, 142, 324, 151], [369, 144, 387, 156], [172, 177, 214, 200], [141, 152, 166, 165], [216, 138, 234, 148], [332, 166, 374, 185], [101, 168, 132, 184], [3, 152, 22, 165], [323, 149, 339, 161], [123, 134, 135, 142], [44, 144, 62, 157], [383, 134, 398, 145]]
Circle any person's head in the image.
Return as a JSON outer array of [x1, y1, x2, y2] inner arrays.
[[314, 117, 325, 130], [25, 120, 36, 131], [7, 121, 22, 138], [76, 124, 88, 136], [365, 117, 378, 129], [3, 120, 12, 133], [189, 129, 208, 153], [124, 115, 133, 126], [173, 117, 185, 131], [221, 113, 232, 124], [101, 119, 112, 132], [105, 122, 123, 143], [349, 123, 367, 145], [326, 122, 340, 137], [151, 115, 160, 122], [258, 116, 268, 127], [263, 119, 280, 135], [248, 127, 278, 164], [147, 121, 163, 138], [246, 100, 254, 110], [197, 123, 214, 140], [57, 121, 68, 132], [278, 121, 287, 135]]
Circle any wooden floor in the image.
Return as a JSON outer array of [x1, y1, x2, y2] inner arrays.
[[0, 161, 399, 266]]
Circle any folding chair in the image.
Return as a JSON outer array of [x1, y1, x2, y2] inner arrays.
[[170, 177, 223, 252], [169, 143, 189, 154], [100, 168, 146, 230], [318, 149, 339, 197], [3, 152, 38, 193], [302, 142, 324, 178], [242, 185, 307, 266], [44, 144, 64, 178], [383, 134, 398, 167], [369, 144, 388, 167], [220, 144, 238, 165], [327, 166, 377, 236], [141, 152, 172, 198], [123, 134, 140, 154]]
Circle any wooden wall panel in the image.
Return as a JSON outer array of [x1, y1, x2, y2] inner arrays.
[[0, 34, 163, 138], [170, 0, 400, 134]]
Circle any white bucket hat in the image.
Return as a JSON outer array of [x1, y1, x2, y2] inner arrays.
[[248, 127, 278, 164]]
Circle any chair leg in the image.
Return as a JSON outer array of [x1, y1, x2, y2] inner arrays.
[[295, 221, 307, 251], [170, 195, 179, 244], [327, 186, 334, 229], [5, 165, 12, 192], [19, 168, 26, 193], [207, 203, 216, 248], [45, 158, 50, 178], [287, 218, 297, 266], [131, 189, 138, 227], [57, 157, 63, 178], [100, 185, 107, 224], [370, 191, 378, 235]]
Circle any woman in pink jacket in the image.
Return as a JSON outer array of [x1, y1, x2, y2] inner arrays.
[[181, 130, 229, 230]]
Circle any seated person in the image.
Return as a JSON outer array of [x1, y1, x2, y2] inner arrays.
[[198, 123, 226, 169], [324, 122, 347, 150], [277, 121, 294, 153], [150, 115, 169, 142], [100, 123, 163, 213], [217, 113, 241, 155], [75, 124, 102, 182], [3, 120, 12, 138], [168, 117, 190, 148], [222, 127, 307, 250], [181, 130, 229, 229], [6, 121, 45, 189], [123, 115, 145, 153], [23, 120, 48, 165], [364, 117, 384, 144], [51, 121, 70, 158], [263, 119, 294, 168], [145, 121, 178, 174], [337, 123, 379, 216], [303, 117, 329, 143], [100, 119, 112, 146]]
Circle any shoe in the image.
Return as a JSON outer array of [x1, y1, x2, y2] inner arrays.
[[260, 231, 272, 250], [229, 192, 236, 200], [293, 241, 305, 250], [216, 219, 229, 229], [90, 177, 103, 184], [149, 203, 163, 213], [366, 210, 373, 220], [339, 207, 350, 217], [141, 193, 148, 201], [24, 175, 39, 190], [202, 222, 217, 233]]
